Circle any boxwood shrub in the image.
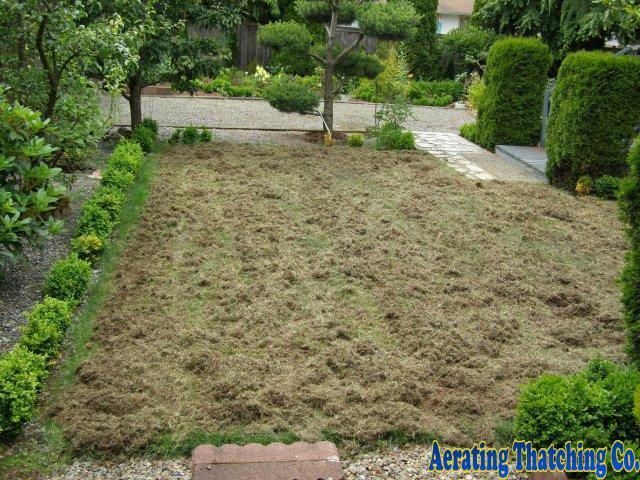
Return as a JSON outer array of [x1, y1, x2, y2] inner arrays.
[[0, 346, 47, 436], [19, 298, 72, 359], [476, 37, 552, 151], [76, 202, 114, 241], [546, 52, 640, 189], [44, 254, 92, 303], [101, 166, 135, 192]]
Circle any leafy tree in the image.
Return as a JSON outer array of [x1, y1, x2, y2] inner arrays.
[[0, 88, 65, 265], [402, 0, 439, 79], [258, 0, 419, 133], [474, 0, 640, 62], [105, 0, 247, 128]]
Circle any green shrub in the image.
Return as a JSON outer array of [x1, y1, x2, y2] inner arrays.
[[257, 21, 314, 54], [459, 123, 480, 144], [131, 125, 156, 153], [351, 78, 379, 102], [101, 166, 135, 192], [619, 139, 640, 362], [181, 126, 200, 145], [264, 76, 320, 114], [466, 73, 485, 111], [269, 49, 316, 76], [599, 365, 640, 441], [402, 0, 439, 79], [374, 124, 415, 150], [76, 202, 114, 241], [44, 254, 92, 303], [408, 80, 463, 106], [91, 187, 125, 222], [199, 129, 213, 143], [514, 374, 612, 448], [347, 133, 364, 148], [110, 140, 143, 174], [227, 85, 255, 97], [439, 24, 497, 77], [546, 52, 640, 189], [593, 175, 622, 200], [295, 0, 357, 23], [19, 298, 72, 358], [140, 117, 159, 134], [0, 346, 47, 436], [576, 175, 593, 196], [476, 37, 552, 151], [71, 234, 104, 263]]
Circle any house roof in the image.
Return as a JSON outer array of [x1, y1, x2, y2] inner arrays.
[[437, 0, 474, 15]]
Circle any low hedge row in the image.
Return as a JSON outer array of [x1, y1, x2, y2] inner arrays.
[[0, 128, 149, 437]]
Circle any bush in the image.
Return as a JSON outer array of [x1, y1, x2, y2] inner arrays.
[[575, 175, 593, 196], [408, 80, 463, 106], [110, 140, 143, 174], [465, 73, 485, 111], [264, 76, 320, 114], [347, 133, 364, 148], [0, 346, 47, 436], [593, 175, 621, 200], [374, 124, 415, 150], [269, 49, 316, 76], [19, 298, 72, 359], [351, 78, 378, 102], [358, 0, 419, 42], [131, 125, 156, 153], [76, 202, 114, 241], [514, 359, 640, 449], [199, 129, 213, 143], [619, 139, 640, 362], [546, 52, 640, 189], [44, 254, 92, 303], [257, 21, 313, 53], [169, 129, 182, 145], [140, 117, 159, 135], [101, 166, 135, 193], [402, 0, 439, 79], [181, 126, 200, 145], [71, 234, 104, 263], [0, 88, 65, 264], [476, 37, 552, 151], [91, 186, 125, 222], [438, 24, 497, 77], [459, 123, 480, 144]]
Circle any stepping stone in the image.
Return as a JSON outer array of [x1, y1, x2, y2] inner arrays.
[[191, 442, 344, 480]]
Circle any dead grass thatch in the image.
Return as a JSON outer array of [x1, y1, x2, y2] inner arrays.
[[53, 142, 627, 453]]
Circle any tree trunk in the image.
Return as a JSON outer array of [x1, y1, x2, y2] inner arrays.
[[323, 10, 339, 133], [128, 78, 143, 130], [44, 78, 58, 120]]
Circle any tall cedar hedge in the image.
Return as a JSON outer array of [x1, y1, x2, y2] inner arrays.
[[620, 139, 640, 363], [403, 0, 439, 79], [476, 37, 552, 151], [546, 52, 640, 189]]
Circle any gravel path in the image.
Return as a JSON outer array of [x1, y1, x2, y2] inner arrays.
[[47, 446, 532, 480], [0, 173, 98, 353], [105, 95, 475, 133]]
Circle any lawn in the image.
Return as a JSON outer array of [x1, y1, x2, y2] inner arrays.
[[53, 142, 626, 454]]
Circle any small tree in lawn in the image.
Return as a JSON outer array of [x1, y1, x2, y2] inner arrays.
[[258, 0, 419, 133]]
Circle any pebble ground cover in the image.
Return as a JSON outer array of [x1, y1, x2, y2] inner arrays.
[[53, 142, 626, 454]]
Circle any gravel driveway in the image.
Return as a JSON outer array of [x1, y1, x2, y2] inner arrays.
[[104, 95, 475, 133]]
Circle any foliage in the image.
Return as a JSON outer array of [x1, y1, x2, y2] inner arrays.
[[295, 0, 358, 23], [359, 0, 419, 41], [257, 20, 314, 53], [131, 125, 157, 154], [0, 89, 65, 265], [438, 24, 497, 77], [169, 129, 183, 145], [19, 297, 72, 358], [373, 124, 416, 150], [473, 0, 636, 64], [264, 76, 320, 114], [347, 133, 364, 148], [459, 122, 480, 144], [351, 78, 378, 102], [140, 117, 159, 135], [402, 0, 439, 79], [465, 72, 485, 110], [408, 80, 463, 106], [71, 234, 104, 263], [100, 166, 136, 193], [374, 95, 412, 129], [76, 202, 114, 241], [194, 68, 263, 97], [575, 175, 593, 196], [0, 346, 47, 436], [109, 141, 144, 174], [181, 126, 200, 145], [620, 139, 640, 363], [476, 37, 551, 151], [269, 49, 317, 76], [546, 52, 640, 189], [200, 129, 213, 143], [593, 175, 622, 200], [44, 254, 92, 303]]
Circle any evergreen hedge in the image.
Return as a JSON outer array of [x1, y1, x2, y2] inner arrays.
[[476, 37, 551, 151], [546, 52, 640, 189], [402, 0, 439, 79]]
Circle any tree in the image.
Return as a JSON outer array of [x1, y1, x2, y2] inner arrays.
[[402, 0, 439, 79], [106, 0, 248, 129], [258, 0, 419, 133]]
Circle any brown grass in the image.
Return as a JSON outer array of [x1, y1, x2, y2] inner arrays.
[[52, 142, 627, 453]]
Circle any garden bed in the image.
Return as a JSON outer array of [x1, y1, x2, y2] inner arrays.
[[53, 142, 626, 454]]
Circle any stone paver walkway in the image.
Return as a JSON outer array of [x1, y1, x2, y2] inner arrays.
[[414, 131, 540, 182]]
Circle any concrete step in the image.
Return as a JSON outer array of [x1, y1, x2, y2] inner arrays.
[[495, 145, 548, 183]]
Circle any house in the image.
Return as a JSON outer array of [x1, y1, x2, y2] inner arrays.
[[437, 0, 474, 34]]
